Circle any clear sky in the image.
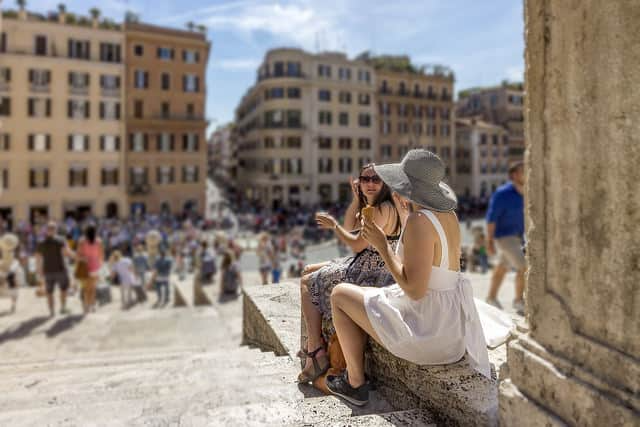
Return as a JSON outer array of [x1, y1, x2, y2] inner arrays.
[[13, 0, 525, 135]]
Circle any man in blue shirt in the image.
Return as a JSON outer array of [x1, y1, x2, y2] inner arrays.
[[485, 162, 525, 315]]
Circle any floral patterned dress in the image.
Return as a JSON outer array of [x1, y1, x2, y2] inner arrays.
[[309, 235, 400, 340]]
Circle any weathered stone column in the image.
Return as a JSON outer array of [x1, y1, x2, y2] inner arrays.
[[500, 1, 639, 426]]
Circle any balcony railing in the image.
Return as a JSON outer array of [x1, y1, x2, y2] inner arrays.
[[30, 84, 50, 93], [128, 183, 150, 195], [101, 88, 120, 98], [69, 86, 89, 96]]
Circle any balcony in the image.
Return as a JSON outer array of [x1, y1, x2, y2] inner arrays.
[[379, 88, 392, 95], [258, 72, 307, 82], [69, 86, 89, 96], [101, 88, 121, 98], [128, 183, 150, 195], [30, 84, 50, 94]]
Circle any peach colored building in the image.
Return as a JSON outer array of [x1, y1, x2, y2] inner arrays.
[[0, 8, 126, 225], [124, 22, 210, 216]]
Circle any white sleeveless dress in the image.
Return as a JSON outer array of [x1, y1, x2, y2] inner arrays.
[[364, 210, 512, 379]]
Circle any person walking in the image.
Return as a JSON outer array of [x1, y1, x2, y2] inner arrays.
[[109, 250, 135, 309], [35, 221, 75, 316], [150, 247, 173, 307], [77, 225, 104, 314], [485, 161, 526, 315]]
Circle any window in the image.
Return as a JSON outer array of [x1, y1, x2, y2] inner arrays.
[[68, 134, 89, 152], [381, 145, 392, 158], [358, 138, 371, 150], [265, 110, 283, 127], [100, 43, 121, 63], [358, 113, 371, 127], [318, 158, 332, 174], [286, 137, 302, 149], [338, 91, 352, 104], [318, 137, 331, 149], [101, 167, 119, 186], [35, 35, 47, 56], [130, 167, 148, 185], [129, 132, 148, 152], [68, 100, 90, 119], [183, 50, 199, 63], [68, 72, 90, 93], [100, 75, 120, 95], [287, 87, 301, 98], [397, 122, 408, 134], [0, 97, 10, 116], [0, 67, 10, 86], [182, 166, 199, 183], [29, 168, 50, 188], [492, 134, 499, 145], [339, 138, 352, 150], [134, 70, 149, 89], [264, 137, 275, 149], [0, 133, 10, 151], [339, 157, 353, 173], [318, 89, 331, 102], [1, 168, 8, 190], [503, 135, 509, 145], [318, 64, 331, 78], [156, 133, 174, 152], [0, 33, 6, 53], [357, 69, 371, 82], [265, 87, 284, 99], [273, 62, 285, 77], [339, 112, 349, 126], [157, 47, 174, 60], [157, 166, 175, 184], [134, 44, 144, 56], [28, 134, 51, 152], [68, 39, 90, 60], [183, 74, 199, 92], [286, 110, 302, 128], [27, 98, 51, 118], [100, 135, 120, 152], [161, 102, 170, 118], [358, 93, 370, 105], [134, 100, 143, 118], [68, 166, 88, 187], [319, 111, 332, 125], [480, 134, 487, 145], [29, 69, 51, 89], [161, 73, 171, 90], [182, 133, 199, 152], [381, 120, 390, 135], [338, 67, 352, 80], [100, 101, 120, 120], [186, 103, 195, 118], [287, 62, 302, 77]]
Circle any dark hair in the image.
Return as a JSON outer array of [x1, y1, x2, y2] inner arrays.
[[221, 250, 234, 270], [84, 225, 97, 244], [508, 161, 524, 177], [357, 164, 400, 235]]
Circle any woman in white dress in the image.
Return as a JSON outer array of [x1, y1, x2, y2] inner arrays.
[[326, 149, 499, 406]]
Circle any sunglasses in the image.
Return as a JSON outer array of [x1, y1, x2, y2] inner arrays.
[[359, 175, 382, 184]]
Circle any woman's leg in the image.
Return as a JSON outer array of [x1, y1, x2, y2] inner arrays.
[[330, 283, 382, 388], [300, 274, 323, 352]]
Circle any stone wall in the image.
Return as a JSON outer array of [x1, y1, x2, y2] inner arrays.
[[500, 1, 639, 425]]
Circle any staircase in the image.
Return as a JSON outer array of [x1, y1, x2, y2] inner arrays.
[[0, 278, 436, 426]]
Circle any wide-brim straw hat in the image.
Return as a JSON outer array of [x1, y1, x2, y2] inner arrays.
[[373, 149, 457, 212]]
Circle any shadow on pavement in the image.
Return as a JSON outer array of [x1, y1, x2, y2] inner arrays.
[[45, 314, 84, 338], [0, 316, 50, 344], [217, 292, 241, 304]]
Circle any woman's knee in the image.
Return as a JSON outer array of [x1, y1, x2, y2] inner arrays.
[[300, 274, 310, 291], [330, 282, 349, 306]]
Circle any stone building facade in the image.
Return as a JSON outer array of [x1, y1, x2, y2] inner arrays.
[[235, 48, 377, 208], [0, 8, 126, 224], [124, 22, 210, 217], [457, 82, 524, 163], [454, 118, 509, 199]]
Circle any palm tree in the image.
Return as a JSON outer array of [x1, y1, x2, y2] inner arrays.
[[57, 3, 66, 14], [186, 21, 195, 31], [89, 8, 101, 20], [197, 24, 207, 34], [16, 0, 26, 11]]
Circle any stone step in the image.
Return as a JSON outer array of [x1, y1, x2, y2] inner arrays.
[[242, 281, 501, 426], [0, 347, 287, 390]]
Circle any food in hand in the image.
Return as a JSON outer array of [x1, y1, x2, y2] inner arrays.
[[361, 205, 374, 222]]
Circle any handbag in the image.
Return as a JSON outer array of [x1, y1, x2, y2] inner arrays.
[[74, 260, 89, 280]]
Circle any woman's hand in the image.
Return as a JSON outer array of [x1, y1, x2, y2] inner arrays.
[[350, 176, 360, 202], [315, 212, 338, 230], [361, 215, 387, 252], [392, 192, 410, 217]]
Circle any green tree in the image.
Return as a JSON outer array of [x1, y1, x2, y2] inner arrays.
[[57, 3, 66, 13], [186, 21, 195, 31], [89, 8, 101, 20], [16, 0, 26, 10], [197, 24, 207, 33]]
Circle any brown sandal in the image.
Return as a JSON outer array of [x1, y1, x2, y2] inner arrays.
[[297, 346, 329, 383]]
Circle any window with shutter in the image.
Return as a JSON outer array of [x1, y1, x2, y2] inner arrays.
[[46, 135, 51, 150], [85, 101, 90, 118], [84, 135, 89, 151], [28, 135, 34, 150]]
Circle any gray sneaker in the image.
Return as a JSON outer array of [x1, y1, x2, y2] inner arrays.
[[326, 371, 370, 406], [486, 298, 503, 310], [513, 299, 525, 316]]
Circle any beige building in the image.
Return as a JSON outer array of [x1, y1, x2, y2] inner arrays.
[[124, 22, 210, 217], [454, 118, 509, 199], [0, 8, 126, 224], [456, 82, 524, 162], [208, 124, 237, 185], [366, 57, 456, 179], [235, 48, 377, 208]]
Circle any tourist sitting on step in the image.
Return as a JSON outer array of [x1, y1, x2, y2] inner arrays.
[[326, 150, 506, 407], [297, 163, 407, 385]]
